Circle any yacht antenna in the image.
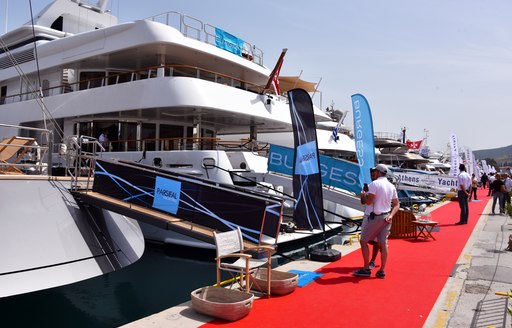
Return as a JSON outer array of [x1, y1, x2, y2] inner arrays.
[[29, 0, 43, 94], [4, 0, 7, 34], [310, 77, 322, 100], [292, 70, 303, 89], [96, 0, 110, 13], [263, 48, 287, 94]]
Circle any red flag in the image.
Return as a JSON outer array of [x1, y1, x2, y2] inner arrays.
[[406, 140, 423, 150]]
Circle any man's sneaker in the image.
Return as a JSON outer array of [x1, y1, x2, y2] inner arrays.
[[376, 270, 386, 279], [369, 261, 376, 270], [352, 268, 371, 277]]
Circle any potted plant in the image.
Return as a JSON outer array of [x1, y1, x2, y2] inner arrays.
[[506, 195, 512, 217]]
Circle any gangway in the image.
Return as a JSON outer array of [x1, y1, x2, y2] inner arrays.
[[71, 155, 286, 247], [76, 191, 221, 246]]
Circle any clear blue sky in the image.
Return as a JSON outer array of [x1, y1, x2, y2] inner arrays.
[[2, 0, 512, 152]]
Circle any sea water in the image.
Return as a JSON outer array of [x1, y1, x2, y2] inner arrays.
[[0, 244, 217, 327], [0, 230, 341, 327]]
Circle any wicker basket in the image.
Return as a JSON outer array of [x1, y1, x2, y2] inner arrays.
[[190, 286, 254, 321], [253, 269, 298, 295]]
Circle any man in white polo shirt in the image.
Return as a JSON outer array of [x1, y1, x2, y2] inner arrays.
[[353, 164, 400, 279], [456, 163, 471, 224]]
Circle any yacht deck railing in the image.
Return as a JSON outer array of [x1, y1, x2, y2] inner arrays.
[[104, 137, 269, 153], [146, 11, 264, 66], [1, 63, 269, 105]]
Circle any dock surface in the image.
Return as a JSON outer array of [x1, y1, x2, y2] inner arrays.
[[122, 194, 512, 328]]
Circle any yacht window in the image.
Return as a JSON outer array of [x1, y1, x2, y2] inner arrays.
[[51, 16, 64, 31], [118, 72, 132, 84], [201, 128, 215, 150], [42, 80, 50, 97], [186, 126, 194, 150], [160, 124, 185, 150], [0, 86, 6, 105], [217, 75, 231, 86], [164, 67, 173, 77], [119, 122, 138, 151], [173, 67, 196, 78], [79, 71, 106, 90], [200, 71, 216, 83], [141, 123, 156, 151], [232, 79, 242, 89], [107, 71, 131, 85]]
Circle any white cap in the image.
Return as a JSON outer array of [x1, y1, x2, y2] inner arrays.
[[373, 163, 388, 174]]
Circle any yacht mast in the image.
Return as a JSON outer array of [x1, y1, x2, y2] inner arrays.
[[3, 0, 7, 34], [96, 0, 109, 13]]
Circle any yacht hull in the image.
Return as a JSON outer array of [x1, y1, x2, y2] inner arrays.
[[0, 177, 145, 298]]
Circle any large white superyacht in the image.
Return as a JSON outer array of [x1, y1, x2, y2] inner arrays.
[[1, 0, 363, 251]]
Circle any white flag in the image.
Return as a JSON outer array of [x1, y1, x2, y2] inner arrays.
[[449, 132, 460, 177]]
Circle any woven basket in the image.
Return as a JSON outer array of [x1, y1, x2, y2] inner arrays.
[[253, 269, 298, 295], [191, 286, 254, 321]]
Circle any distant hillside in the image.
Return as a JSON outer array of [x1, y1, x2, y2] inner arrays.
[[474, 144, 512, 165]]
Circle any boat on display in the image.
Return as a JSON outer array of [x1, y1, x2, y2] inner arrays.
[[372, 131, 456, 208], [0, 123, 145, 298], [1, 0, 364, 251]]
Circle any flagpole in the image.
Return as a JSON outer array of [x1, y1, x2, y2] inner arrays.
[[4, 0, 8, 33]]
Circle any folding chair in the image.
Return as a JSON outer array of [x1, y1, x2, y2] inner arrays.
[[214, 227, 273, 296]]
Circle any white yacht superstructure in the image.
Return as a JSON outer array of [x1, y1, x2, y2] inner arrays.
[[1, 0, 363, 251]]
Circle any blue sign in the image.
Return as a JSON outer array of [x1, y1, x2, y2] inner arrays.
[[268, 144, 360, 194], [153, 176, 181, 214], [295, 141, 319, 175], [215, 28, 244, 56]]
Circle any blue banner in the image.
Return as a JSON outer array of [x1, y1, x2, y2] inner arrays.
[[215, 28, 244, 56], [351, 94, 376, 188], [268, 144, 361, 194]]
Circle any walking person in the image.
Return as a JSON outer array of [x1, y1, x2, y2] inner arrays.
[[470, 173, 478, 201], [455, 164, 471, 225], [480, 173, 488, 189], [360, 170, 380, 270], [353, 164, 400, 279], [490, 173, 505, 215]]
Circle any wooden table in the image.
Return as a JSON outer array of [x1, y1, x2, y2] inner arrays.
[[412, 220, 438, 240]]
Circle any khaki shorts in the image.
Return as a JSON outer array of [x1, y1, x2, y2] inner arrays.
[[360, 213, 391, 245]]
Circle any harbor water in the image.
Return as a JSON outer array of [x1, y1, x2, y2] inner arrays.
[[0, 243, 218, 327], [0, 228, 344, 327]]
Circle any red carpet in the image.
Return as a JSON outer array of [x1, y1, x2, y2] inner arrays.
[[202, 189, 490, 328]]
